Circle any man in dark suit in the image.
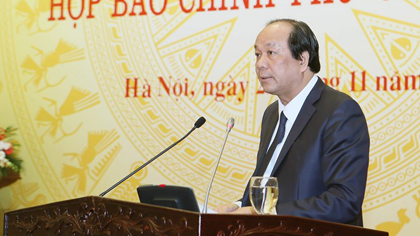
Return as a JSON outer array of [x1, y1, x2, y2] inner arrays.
[[215, 19, 369, 226]]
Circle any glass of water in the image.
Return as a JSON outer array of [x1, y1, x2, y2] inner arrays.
[[249, 176, 278, 214]]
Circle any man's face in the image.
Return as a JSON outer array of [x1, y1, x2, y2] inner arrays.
[[254, 22, 304, 100]]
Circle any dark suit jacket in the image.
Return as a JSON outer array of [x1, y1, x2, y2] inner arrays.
[[242, 78, 369, 226]]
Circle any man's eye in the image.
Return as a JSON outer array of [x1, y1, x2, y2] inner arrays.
[[268, 51, 275, 55], [255, 53, 261, 57]]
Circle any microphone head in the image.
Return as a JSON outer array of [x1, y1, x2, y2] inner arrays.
[[226, 118, 234, 132], [194, 117, 206, 128]]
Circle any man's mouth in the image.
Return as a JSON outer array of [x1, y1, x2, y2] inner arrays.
[[259, 76, 272, 81]]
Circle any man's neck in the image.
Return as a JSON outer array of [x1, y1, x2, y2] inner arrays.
[[279, 72, 315, 105]]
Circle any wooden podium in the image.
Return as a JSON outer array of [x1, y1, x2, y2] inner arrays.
[[3, 196, 388, 236]]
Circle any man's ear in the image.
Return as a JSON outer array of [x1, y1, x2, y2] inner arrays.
[[299, 51, 310, 72], [299, 51, 310, 66]]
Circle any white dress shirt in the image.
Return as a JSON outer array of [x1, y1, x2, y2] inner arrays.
[[262, 75, 318, 176]]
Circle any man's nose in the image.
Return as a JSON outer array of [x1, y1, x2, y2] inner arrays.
[[255, 55, 267, 71]]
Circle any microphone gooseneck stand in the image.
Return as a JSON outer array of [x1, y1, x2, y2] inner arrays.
[[99, 117, 206, 197], [202, 118, 234, 213]]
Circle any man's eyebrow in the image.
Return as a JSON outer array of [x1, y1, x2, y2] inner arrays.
[[266, 42, 279, 47], [254, 42, 280, 49]]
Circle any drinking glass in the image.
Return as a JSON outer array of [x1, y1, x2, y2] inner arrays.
[[249, 176, 278, 214]]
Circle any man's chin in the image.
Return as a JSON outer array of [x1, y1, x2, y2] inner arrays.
[[260, 84, 277, 95]]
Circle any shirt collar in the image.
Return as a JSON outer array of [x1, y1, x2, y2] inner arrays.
[[278, 74, 318, 123]]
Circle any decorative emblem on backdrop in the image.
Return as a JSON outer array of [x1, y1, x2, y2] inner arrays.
[[15, 0, 56, 34], [35, 87, 100, 143], [1, 1, 419, 235], [62, 129, 121, 196], [21, 39, 85, 91], [85, 10, 263, 206], [376, 209, 410, 236], [158, 19, 236, 79], [354, 9, 420, 76]]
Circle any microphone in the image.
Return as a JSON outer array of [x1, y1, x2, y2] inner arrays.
[[202, 117, 234, 213], [99, 116, 206, 197]]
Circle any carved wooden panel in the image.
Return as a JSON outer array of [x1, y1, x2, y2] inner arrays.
[[200, 214, 388, 236], [4, 196, 198, 236]]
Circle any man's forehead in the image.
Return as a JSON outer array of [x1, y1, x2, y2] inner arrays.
[[255, 23, 290, 44], [254, 41, 281, 49]]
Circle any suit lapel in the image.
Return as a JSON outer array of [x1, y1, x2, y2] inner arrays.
[[262, 105, 279, 154], [242, 103, 279, 205], [254, 103, 279, 174], [271, 78, 325, 174]]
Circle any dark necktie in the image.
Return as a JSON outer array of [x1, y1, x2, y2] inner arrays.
[[256, 111, 288, 176]]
